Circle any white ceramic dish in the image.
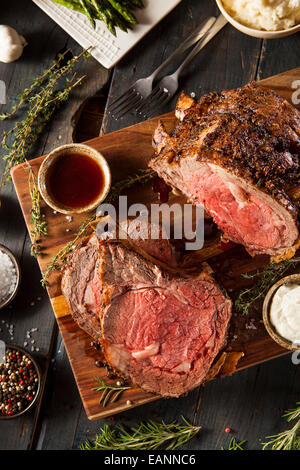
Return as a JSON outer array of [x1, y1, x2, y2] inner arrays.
[[216, 0, 300, 39], [32, 0, 182, 69]]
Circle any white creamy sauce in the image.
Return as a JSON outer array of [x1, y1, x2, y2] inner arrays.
[[222, 0, 300, 31], [270, 283, 300, 343]]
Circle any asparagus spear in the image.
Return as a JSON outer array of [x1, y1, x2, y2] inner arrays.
[[103, 0, 131, 32], [51, 0, 85, 14], [50, 0, 141, 33], [126, 0, 144, 9], [78, 0, 96, 27], [107, 0, 138, 24]]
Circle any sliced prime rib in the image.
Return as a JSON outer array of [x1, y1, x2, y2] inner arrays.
[[61, 235, 102, 340], [150, 83, 300, 260], [61, 221, 177, 341], [100, 239, 232, 397]]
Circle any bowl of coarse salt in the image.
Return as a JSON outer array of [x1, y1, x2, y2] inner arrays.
[[0, 244, 21, 310]]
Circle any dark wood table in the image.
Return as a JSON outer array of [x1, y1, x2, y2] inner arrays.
[[0, 0, 299, 450]]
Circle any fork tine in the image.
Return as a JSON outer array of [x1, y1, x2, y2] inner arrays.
[[146, 94, 172, 118], [113, 94, 143, 119], [140, 91, 171, 118], [107, 88, 136, 112], [137, 88, 165, 115], [138, 90, 168, 117], [136, 85, 161, 107], [110, 93, 140, 118]]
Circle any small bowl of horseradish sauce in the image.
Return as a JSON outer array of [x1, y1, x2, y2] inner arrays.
[[263, 274, 300, 351], [0, 244, 21, 310]]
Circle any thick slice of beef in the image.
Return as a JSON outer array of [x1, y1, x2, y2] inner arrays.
[[150, 83, 300, 260], [100, 240, 232, 397], [61, 222, 177, 340], [61, 235, 101, 340]]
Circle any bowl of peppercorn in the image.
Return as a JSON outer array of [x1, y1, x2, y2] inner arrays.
[[0, 345, 41, 419]]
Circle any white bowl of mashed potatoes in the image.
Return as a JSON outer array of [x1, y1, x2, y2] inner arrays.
[[216, 0, 300, 38], [263, 274, 300, 351]]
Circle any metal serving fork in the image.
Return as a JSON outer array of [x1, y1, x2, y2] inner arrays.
[[137, 14, 228, 118], [107, 16, 217, 119]]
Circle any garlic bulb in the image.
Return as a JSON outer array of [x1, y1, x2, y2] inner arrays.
[[0, 25, 27, 63]]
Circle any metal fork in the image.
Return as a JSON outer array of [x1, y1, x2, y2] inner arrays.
[[107, 16, 217, 120], [137, 14, 228, 118]]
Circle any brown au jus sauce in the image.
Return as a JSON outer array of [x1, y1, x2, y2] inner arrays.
[[47, 152, 105, 209]]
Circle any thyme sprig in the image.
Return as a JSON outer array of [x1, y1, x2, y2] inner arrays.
[[0, 48, 87, 188], [41, 168, 156, 285], [92, 377, 131, 407], [27, 163, 48, 257], [41, 214, 96, 287], [0, 48, 89, 258], [105, 168, 156, 204], [81, 416, 201, 450], [262, 403, 300, 450], [235, 257, 300, 315]]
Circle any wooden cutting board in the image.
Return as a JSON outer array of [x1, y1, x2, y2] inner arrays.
[[11, 67, 300, 420]]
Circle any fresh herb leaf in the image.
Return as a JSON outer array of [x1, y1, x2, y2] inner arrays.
[[81, 416, 201, 450], [92, 377, 131, 407], [0, 48, 87, 188], [235, 258, 300, 315], [222, 437, 247, 450], [27, 163, 49, 257], [41, 214, 96, 287], [262, 403, 300, 450]]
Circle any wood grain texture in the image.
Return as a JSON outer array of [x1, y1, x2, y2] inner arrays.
[[11, 67, 300, 421]]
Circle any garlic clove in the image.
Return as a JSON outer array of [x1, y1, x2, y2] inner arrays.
[[0, 45, 24, 63], [0, 25, 27, 63]]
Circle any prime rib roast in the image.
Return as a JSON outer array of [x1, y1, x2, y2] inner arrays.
[[62, 82, 300, 397], [62, 222, 232, 397], [150, 83, 300, 261]]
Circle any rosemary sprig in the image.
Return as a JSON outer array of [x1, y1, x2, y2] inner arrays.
[[81, 416, 201, 450], [92, 377, 131, 407], [235, 257, 300, 315], [262, 403, 300, 450], [41, 168, 156, 284], [222, 437, 247, 450]]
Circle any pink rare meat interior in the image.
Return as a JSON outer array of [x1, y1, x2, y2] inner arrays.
[[104, 281, 227, 373]]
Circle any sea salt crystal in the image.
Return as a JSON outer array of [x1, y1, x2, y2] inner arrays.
[[0, 250, 17, 303]]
